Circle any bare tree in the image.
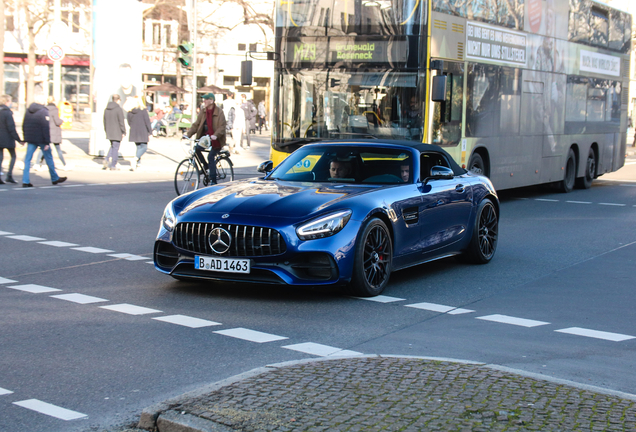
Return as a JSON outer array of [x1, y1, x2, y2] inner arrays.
[[198, 0, 275, 48], [18, 0, 52, 105]]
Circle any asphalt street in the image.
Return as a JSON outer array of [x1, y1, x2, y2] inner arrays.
[[1, 134, 635, 431]]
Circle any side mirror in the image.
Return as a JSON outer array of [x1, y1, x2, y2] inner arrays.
[[431, 75, 447, 102], [257, 160, 274, 174], [422, 166, 454, 185]]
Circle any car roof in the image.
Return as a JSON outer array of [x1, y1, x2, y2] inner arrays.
[[301, 139, 466, 176]]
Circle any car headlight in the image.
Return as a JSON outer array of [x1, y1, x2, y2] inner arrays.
[[161, 203, 177, 232], [297, 210, 352, 240]]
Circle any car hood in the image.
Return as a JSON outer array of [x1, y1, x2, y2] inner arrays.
[[176, 178, 377, 219]]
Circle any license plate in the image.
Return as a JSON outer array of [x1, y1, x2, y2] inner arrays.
[[195, 256, 250, 273]]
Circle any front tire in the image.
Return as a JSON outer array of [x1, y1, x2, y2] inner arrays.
[[468, 153, 486, 176], [216, 156, 234, 183], [575, 147, 596, 189], [464, 198, 498, 264], [174, 159, 200, 195], [557, 149, 576, 193], [348, 219, 393, 297]]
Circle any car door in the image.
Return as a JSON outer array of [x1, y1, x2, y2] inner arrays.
[[418, 152, 473, 254]]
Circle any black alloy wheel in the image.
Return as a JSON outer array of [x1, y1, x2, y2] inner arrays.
[[465, 198, 498, 264], [349, 219, 393, 297], [558, 149, 576, 193], [575, 147, 596, 189]]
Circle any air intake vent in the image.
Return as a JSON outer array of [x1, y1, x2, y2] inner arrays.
[[434, 19, 447, 30], [457, 42, 464, 60], [452, 23, 464, 34]]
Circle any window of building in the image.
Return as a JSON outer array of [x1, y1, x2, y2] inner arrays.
[[5, 16, 15, 32], [238, 43, 246, 51], [153, 23, 161, 46], [223, 76, 239, 86], [249, 43, 258, 52], [62, 11, 80, 33]]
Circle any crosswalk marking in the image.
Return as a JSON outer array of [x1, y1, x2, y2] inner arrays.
[[6, 284, 61, 294], [153, 314, 221, 328], [13, 399, 87, 421], [38, 240, 79, 247], [354, 295, 405, 303], [555, 327, 636, 342], [99, 303, 162, 315], [0, 231, 15, 235], [0, 277, 17, 284], [107, 253, 148, 261], [282, 342, 362, 357], [213, 327, 288, 343], [51, 293, 108, 304], [405, 302, 474, 315], [6, 235, 46, 241], [0, 387, 13, 396], [476, 314, 550, 328], [71, 246, 115, 254]]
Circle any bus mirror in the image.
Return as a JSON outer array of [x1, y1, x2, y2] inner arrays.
[[241, 61, 253, 86], [431, 75, 447, 102]]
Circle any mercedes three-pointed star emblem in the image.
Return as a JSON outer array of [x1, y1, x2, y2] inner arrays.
[[208, 227, 232, 254]]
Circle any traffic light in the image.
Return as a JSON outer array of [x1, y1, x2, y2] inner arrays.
[[178, 42, 194, 69]]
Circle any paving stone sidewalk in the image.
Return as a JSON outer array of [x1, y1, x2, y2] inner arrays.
[[134, 356, 636, 432]]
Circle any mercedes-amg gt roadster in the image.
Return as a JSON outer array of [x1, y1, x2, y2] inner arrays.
[[154, 140, 499, 296]]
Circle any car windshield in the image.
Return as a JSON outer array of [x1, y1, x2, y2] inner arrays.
[[270, 145, 413, 185]]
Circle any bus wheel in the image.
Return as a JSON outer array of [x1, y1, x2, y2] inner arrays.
[[468, 153, 486, 176], [575, 147, 596, 189], [558, 149, 576, 193]]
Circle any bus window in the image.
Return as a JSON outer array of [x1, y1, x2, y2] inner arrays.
[[431, 62, 463, 146], [466, 64, 499, 137], [520, 81, 544, 135], [499, 67, 521, 135]]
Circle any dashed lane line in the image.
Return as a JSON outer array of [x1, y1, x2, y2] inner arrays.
[[0, 277, 17, 284], [353, 295, 406, 303], [13, 399, 87, 421], [555, 327, 636, 342], [107, 253, 148, 261], [7, 284, 62, 294], [476, 314, 550, 328], [0, 231, 14, 235], [38, 240, 79, 247], [599, 202, 627, 207], [50, 293, 109, 304], [406, 302, 474, 315], [282, 342, 363, 357], [213, 328, 289, 343], [5, 235, 46, 242], [566, 200, 592, 204], [99, 303, 162, 315], [0, 387, 13, 396], [70, 246, 114, 254], [153, 314, 222, 328]]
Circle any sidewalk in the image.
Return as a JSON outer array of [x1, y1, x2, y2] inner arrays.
[[134, 355, 636, 432]]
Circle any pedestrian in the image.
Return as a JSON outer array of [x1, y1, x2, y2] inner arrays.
[[34, 97, 67, 171], [240, 94, 256, 149], [22, 95, 67, 187], [257, 101, 267, 134], [186, 93, 226, 184], [103, 94, 126, 170], [0, 94, 23, 184], [248, 99, 257, 134], [232, 99, 246, 152], [125, 96, 152, 171]]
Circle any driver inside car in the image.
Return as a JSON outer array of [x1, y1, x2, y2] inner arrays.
[[329, 159, 353, 179]]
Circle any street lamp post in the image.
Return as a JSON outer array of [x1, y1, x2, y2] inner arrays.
[[191, 0, 197, 113]]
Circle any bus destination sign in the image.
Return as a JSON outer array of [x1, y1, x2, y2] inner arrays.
[[284, 38, 408, 67], [466, 21, 527, 67]]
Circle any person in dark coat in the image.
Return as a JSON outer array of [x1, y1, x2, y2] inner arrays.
[[0, 94, 23, 184], [22, 95, 67, 187], [34, 97, 66, 171], [103, 94, 126, 170], [125, 96, 152, 170]]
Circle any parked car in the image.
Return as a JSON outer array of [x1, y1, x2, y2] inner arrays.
[[154, 140, 499, 296]]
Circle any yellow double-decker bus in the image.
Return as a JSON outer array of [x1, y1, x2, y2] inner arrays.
[[270, 0, 631, 191]]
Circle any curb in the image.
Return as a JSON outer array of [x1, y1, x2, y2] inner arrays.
[[138, 354, 636, 432]]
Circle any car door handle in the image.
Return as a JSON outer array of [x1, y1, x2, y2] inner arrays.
[[436, 199, 444, 206], [455, 184, 465, 193]]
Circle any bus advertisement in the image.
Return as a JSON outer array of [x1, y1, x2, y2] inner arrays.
[[269, 0, 632, 191]]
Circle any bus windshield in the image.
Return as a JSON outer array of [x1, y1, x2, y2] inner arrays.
[[275, 70, 424, 143]]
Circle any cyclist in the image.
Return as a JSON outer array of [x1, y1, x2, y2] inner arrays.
[[186, 93, 226, 184]]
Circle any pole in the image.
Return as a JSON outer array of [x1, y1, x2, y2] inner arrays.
[[53, 0, 62, 102], [191, 0, 197, 113]]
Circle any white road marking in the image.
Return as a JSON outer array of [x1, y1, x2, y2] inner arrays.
[[62, 184, 84, 188], [0, 277, 18, 284], [213, 327, 288, 343], [39, 186, 60, 189], [107, 253, 148, 261], [7, 284, 61, 294], [555, 327, 635, 342], [599, 203, 626, 207], [535, 198, 559, 202], [566, 201, 592, 204], [282, 342, 362, 357], [0, 231, 15, 235], [13, 399, 87, 420], [353, 295, 405, 303], [146, 261, 154, 264], [71, 246, 114, 254], [38, 240, 79, 247], [6, 235, 46, 241], [99, 303, 162, 315], [405, 302, 474, 315], [51, 293, 108, 304], [153, 314, 221, 328], [0, 387, 13, 395], [86, 183, 107, 186], [476, 314, 550, 328], [0, 189, 7, 192]]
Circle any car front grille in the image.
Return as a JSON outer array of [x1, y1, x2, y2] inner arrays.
[[173, 222, 287, 257]]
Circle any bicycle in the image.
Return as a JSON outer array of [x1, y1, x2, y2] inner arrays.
[[174, 135, 234, 195]]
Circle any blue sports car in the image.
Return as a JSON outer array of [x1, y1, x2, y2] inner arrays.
[[154, 140, 499, 296]]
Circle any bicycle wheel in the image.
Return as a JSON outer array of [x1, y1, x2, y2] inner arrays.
[[216, 156, 234, 184], [174, 158, 200, 195]]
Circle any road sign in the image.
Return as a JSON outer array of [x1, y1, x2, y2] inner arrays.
[[48, 45, 65, 62]]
